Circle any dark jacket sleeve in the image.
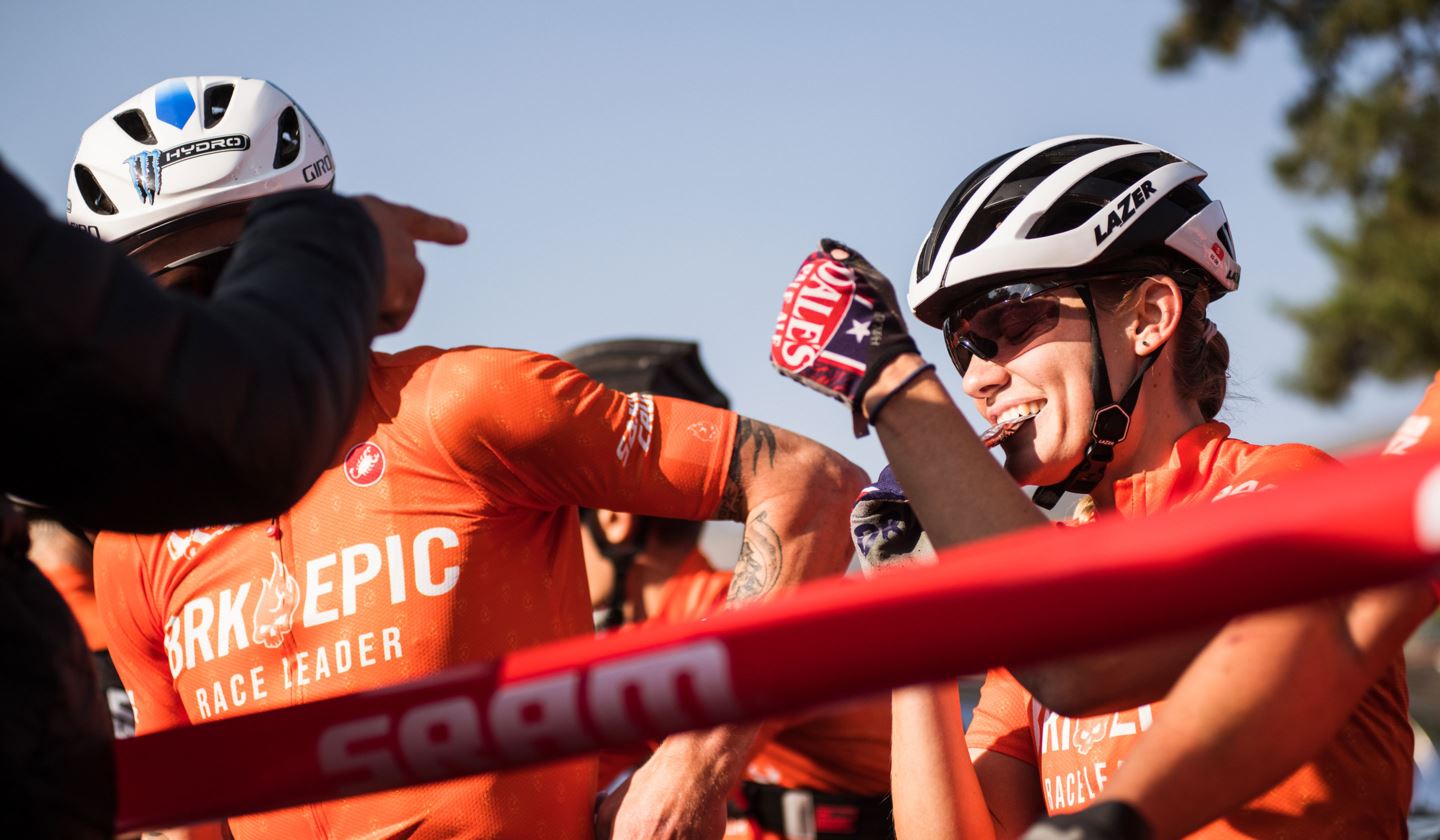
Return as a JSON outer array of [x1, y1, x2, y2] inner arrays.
[[0, 162, 383, 532]]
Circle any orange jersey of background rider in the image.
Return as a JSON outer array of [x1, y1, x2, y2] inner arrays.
[[95, 346, 736, 839], [600, 550, 891, 798], [967, 422, 1415, 838]]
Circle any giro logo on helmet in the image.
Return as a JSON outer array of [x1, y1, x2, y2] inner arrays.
[[302, 154, 333, 183], [1092, 180, 1157, 246]]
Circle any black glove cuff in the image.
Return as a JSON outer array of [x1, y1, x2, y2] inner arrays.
[[867, 362, 935, 430], [1025, 802, 1154, 840], [850, 336, 920, 437]]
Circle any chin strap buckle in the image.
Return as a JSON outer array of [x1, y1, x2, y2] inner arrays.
[[1090, 404, 1132, 448]]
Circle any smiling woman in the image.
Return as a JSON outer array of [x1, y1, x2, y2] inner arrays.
[[910, 136, 1240, 508], [770, 134, 1425, 840]]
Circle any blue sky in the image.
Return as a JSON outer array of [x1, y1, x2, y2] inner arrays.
[[3, 1, 1427, 482]]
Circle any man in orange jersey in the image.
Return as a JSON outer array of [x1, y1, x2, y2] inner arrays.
[[88, 78, 866, 839], [566, 339, 894, 840]]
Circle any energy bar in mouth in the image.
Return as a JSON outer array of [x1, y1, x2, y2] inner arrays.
[[979, 413, 1036, 449]]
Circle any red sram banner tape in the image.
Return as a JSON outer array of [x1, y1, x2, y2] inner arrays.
[[114, 449, 1440, 831]]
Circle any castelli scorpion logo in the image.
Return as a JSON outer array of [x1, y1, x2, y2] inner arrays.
[[251, 553, 300, 649], [344, 441, 386, 487]]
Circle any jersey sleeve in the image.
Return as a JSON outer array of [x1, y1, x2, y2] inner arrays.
[[93, 533, 189, 734], [428, 348, 735, 519], [965, 668, 1036, 766]]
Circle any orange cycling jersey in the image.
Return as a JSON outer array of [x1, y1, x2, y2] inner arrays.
[[40, 562, 104, 652], [966, 422, 1414, 838], [95, 346, 736, 839]]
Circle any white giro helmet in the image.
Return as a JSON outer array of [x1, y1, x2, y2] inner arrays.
[[908, 135, 1239, 328], [67, 76, 334, 254]]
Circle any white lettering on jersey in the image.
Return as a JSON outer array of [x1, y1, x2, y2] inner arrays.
[[1035, 705, 1153, 756], [165, 524, 235, 562], [167, 528, 462, 677], [164, 616, 183, 678], [1384, 414, 1431, 457], [414, 527, 461, 597], [1210, 479, 1276, 502], [341, 543, 383, 616], [616, 393, 656, 464], [216, 583, 250, 657], [193, 628, 400, 721], [304, 554, 340, 626], [183, 597, 215, 671], [1032, 704, 1153, 811]]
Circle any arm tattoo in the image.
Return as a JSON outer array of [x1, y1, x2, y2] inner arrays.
[[716, 416, 780, 521], [727, 511, 783, 603]]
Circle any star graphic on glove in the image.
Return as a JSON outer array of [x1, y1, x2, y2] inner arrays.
[[846, 319, 870, 341]]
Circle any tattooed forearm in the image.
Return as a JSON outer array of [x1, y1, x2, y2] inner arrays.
[[717, 450, 746, 521], [737, 416, 779, 473], [716, 416, 780, 521], [727, 511, 782, 603]]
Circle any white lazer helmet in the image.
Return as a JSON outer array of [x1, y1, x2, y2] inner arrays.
[[67, 76, 333, 259], [908, 135, 1239, 329], [911, 136, 1242, 510]]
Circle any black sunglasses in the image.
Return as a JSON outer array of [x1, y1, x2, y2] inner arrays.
[[941, 279, 1087, 374]]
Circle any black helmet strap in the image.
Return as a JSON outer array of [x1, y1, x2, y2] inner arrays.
[[581, 509, 651, 632], [1032, 283, 1161, 510]]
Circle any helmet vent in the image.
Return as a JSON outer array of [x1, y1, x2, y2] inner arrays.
[[1217, 222, 1236, 259], [1027, 151, 1181, 238], [917, 149, 1017, 279], [1007, 138, 1131, 188], [203, 84, 235, 129], [273, 106, 302, 169], [113, 109, 157, 145], [73, 165, 117, 215], [1165, 181, 1211, 216], [1085, 152, 1181, 196]]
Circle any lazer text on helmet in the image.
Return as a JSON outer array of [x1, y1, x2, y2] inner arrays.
[[1092, 181, 1157, 246]]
